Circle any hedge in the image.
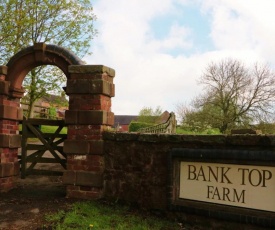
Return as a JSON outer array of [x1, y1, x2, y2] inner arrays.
[[129, 121, 154, 132]]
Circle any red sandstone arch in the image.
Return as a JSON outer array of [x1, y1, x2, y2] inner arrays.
[[6, 42, 84, 98], [0, 43, 115, 196]]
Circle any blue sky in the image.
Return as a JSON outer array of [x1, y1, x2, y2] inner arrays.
[[149, 2, 212, 54], [84, 0, 275, 115]]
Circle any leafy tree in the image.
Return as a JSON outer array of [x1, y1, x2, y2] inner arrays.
[[177, 103, 215, 133], [0, 0, 96, 117], [128, 106, 164, 132], [177, 59, 275, 133], [137, 106, 163, 123], [128, 121, 153, 132], [24, 66, 66, 118], [48, 107, 57, 119]]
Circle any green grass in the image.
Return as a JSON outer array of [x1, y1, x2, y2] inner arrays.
[[19, 124, 67, 134], [45, 201, 179, 230], [19, 125, 67, 143], [40, 125, 67, 134]]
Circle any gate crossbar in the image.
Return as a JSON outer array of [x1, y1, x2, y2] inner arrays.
[[19, 118, 67, 178]]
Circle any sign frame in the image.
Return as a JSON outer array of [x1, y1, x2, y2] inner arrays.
[[169, 148, 275, 225]]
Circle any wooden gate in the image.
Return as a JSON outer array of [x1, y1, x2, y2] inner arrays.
[[19, 118, 67, 178]]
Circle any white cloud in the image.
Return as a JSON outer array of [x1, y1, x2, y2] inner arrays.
[[201, 0, 275, 63], [148, 24, 193, 52], [84, 0, 275, 115]]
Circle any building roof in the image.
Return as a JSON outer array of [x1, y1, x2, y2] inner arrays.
[[114, 111, 171, 126], [114, 115, 138, 126], [41, 93, 68, 105]]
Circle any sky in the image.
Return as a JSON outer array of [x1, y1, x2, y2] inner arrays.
[[84, 0, 275, 115]]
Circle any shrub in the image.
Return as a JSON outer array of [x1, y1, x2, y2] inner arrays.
[[129, 121, 154, 132]]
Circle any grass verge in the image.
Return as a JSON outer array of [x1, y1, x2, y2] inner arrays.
[[44, 201, 179, 230]]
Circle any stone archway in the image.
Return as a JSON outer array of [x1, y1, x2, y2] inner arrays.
[[6, 43, 84, 98], [0, 43, 115, 199]]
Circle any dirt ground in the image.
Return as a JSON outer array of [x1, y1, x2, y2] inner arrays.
[[0, 152, 76, 230], [1, 175, 270, 230], [0, 174, 78, 230], [0, 146, 73, 230]]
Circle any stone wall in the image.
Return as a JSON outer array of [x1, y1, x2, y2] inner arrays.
[[62, 65, 115, 199], [0, 44, 115, 192], [103, 132, 275, 227], [0, 66, 22, 191], [103, 132, 187, 209]]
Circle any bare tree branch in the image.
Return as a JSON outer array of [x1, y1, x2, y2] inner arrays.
[[178, 59, 275, 133]]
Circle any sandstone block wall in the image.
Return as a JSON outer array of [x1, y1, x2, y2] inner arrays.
[[103, 132, 275, 228]]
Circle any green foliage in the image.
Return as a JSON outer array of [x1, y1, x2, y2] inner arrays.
[[19, 125, 67, 134], [0, 0, 96, 117], [179, 102, 241, 134], [45, 210, 66, 222], [137, 106, 163, 123], [0, 0, 96, 63], [45, 201, 178, 230], [40, 125, 67, 134], [24, 67, 67, 118], [138, 106, 162, 117], [48, 107, 57, 119], [129, 121, 154, 132]]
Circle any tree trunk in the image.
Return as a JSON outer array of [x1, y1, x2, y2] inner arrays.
[[28, 100, 35, 118], [27, 69, 37, 118], [220, 123, 228, 134]]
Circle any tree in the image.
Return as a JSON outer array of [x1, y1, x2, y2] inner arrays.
[[137, 106, 163, 123], [48, 106, 57, 119], [0, 0, 97, 117], [129, 106, 163, 132], [176, 103, 217, 133], [23, 66, 69, 118], [178, 59, 275, 133]]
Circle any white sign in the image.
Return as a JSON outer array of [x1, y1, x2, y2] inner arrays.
[[180, 162, 275, 212]]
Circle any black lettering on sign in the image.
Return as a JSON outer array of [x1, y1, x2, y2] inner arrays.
[[249, 169, 262, 187], [233, 188, 245, 203], [208, 166, 218, 182], [221, 167, 232, 184], [187, 165, 196, 180], [222, 187, 230, 201], [187, 165, 232, 184], [197, 166, 206, 181], [207, 186, 245, 203], [262, 170, 272, 187], [238, 168, 272, 187]]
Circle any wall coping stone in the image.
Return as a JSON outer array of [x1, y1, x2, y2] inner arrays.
[[68, 65, 115, 77], [103, 132, 275, 146]]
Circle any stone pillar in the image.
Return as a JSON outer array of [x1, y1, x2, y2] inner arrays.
[[0, 66, 22, 192], [63, 65, 115, 199]]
